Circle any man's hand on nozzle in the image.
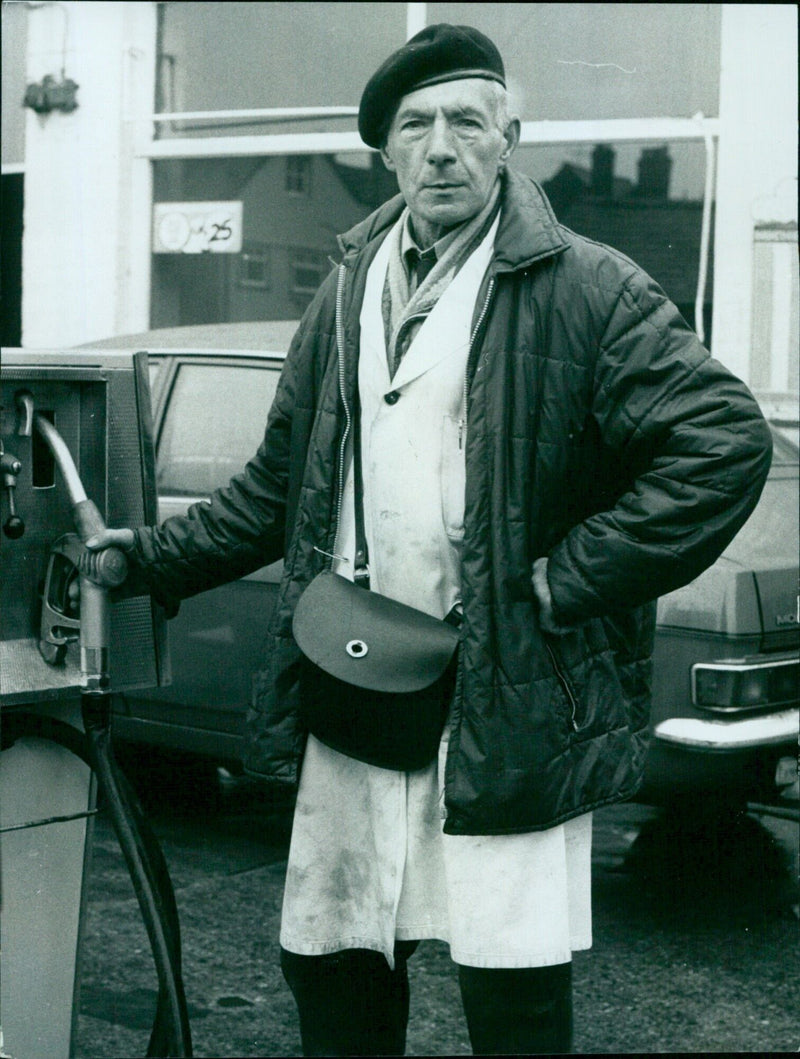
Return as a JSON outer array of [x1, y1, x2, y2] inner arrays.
[[76, 528, 136, 595], [532, 557, 570, 637], [85, 528, 136, 553]]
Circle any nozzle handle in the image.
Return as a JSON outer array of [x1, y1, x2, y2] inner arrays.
[[79, 544, 129, 588]]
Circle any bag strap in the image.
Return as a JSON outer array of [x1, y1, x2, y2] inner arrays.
[[352, 400, 371, 590]]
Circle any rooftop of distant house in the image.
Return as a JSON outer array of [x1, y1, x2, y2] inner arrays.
[[542, 144, 713, 308]]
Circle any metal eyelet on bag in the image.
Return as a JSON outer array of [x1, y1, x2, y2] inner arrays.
[[346, 639, 368, 658]]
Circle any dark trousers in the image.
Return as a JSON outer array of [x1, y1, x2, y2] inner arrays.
[[280, 944, 573, 1056]]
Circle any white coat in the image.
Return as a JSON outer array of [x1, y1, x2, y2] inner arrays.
[[281, 214, 592, 970]]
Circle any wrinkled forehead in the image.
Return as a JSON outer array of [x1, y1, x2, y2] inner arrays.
[[390, 78, 500, 125]]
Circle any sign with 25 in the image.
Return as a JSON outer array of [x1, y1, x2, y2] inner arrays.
[[153, 202, 243, 254]]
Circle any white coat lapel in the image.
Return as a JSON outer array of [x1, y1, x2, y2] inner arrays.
[[359, 230, 394, 393], [391, 215, 499, 391]]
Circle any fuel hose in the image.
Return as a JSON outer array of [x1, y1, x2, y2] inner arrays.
[[82, 692, 192, 1058]]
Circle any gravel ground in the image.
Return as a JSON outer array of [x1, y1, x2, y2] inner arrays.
[[72, 752, 799, 1057]]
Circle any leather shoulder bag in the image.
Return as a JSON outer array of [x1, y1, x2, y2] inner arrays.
[[292, 408, 460, 771]]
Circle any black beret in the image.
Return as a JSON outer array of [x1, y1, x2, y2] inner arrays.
[[359, 24, 506, 149]]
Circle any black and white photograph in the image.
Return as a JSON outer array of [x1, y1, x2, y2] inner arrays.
[[1, 4, 797, 1056]]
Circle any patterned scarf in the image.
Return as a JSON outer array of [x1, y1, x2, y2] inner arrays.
[[382, 180, 501, 378]]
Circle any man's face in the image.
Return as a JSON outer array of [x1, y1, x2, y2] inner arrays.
[[380, 78, 520, 245]]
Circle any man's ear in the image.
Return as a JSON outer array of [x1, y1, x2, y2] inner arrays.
[[499, 117, 521, 166], [380, 143, 396, 172]]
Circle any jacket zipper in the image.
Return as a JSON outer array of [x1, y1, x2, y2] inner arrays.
[[544, 640, 580, 732], [333, 263, 351, 564], [459, 276, 495, 448]]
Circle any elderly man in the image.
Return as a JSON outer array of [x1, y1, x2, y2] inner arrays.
[[90, 24, 772, 1057]]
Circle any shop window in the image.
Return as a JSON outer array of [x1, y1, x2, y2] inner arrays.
[[151, 153, 381, 327], [514, 138, 715, 341], [155, 2, 406, 134], [150, 140, 714, 335]]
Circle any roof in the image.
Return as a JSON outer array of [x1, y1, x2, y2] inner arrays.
[[79, 320, 299, 354], [542, 158, 714, 306]]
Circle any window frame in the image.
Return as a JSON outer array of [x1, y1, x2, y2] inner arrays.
[[289, 246, 328, 301], [285, 154, 313, 196], [141, 4, 721, 348], [238, 245, 272, 289]]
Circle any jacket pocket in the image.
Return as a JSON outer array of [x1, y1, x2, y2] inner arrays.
[[544, 621, 629, 741]]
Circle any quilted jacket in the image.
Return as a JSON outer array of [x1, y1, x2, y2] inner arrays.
[[132, 170, 773, 835]]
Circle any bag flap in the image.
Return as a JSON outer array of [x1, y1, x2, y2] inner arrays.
[[292, 571, 460, 692]]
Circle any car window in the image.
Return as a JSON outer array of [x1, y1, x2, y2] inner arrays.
[[158, 361, 279, 496]]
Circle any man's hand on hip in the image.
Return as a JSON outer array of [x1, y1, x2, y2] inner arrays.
[[532, 557, 569, 636]]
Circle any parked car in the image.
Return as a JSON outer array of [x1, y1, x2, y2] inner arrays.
[[83, 322, 295, 762], [89, 322, 799, 812], [643, 424, 799, 811]]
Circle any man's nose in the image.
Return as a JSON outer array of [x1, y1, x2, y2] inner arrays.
[[425, 116, 456, 164]]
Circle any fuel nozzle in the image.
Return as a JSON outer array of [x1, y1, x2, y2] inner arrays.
[[26, 402, 129, 688], [38, 530, 129, 677]]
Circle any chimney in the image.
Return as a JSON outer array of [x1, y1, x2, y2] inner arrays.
[[636, 146, 672, 199], [591, 144, 615, 198]]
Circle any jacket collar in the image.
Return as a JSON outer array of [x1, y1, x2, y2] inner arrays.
[[337, 168, 569, 272]]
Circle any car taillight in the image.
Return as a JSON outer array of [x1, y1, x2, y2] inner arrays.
[[692, 657, 799, 712]]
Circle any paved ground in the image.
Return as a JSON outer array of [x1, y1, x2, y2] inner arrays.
[[73, 751, 799, 1056]]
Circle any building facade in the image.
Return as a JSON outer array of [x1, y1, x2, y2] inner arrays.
[[1, 2, 797, 432]]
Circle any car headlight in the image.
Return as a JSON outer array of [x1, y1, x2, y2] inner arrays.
[[692, 657, 799, 712]]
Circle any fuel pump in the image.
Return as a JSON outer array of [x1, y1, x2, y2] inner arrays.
[[1, 351, 187, 1058]]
